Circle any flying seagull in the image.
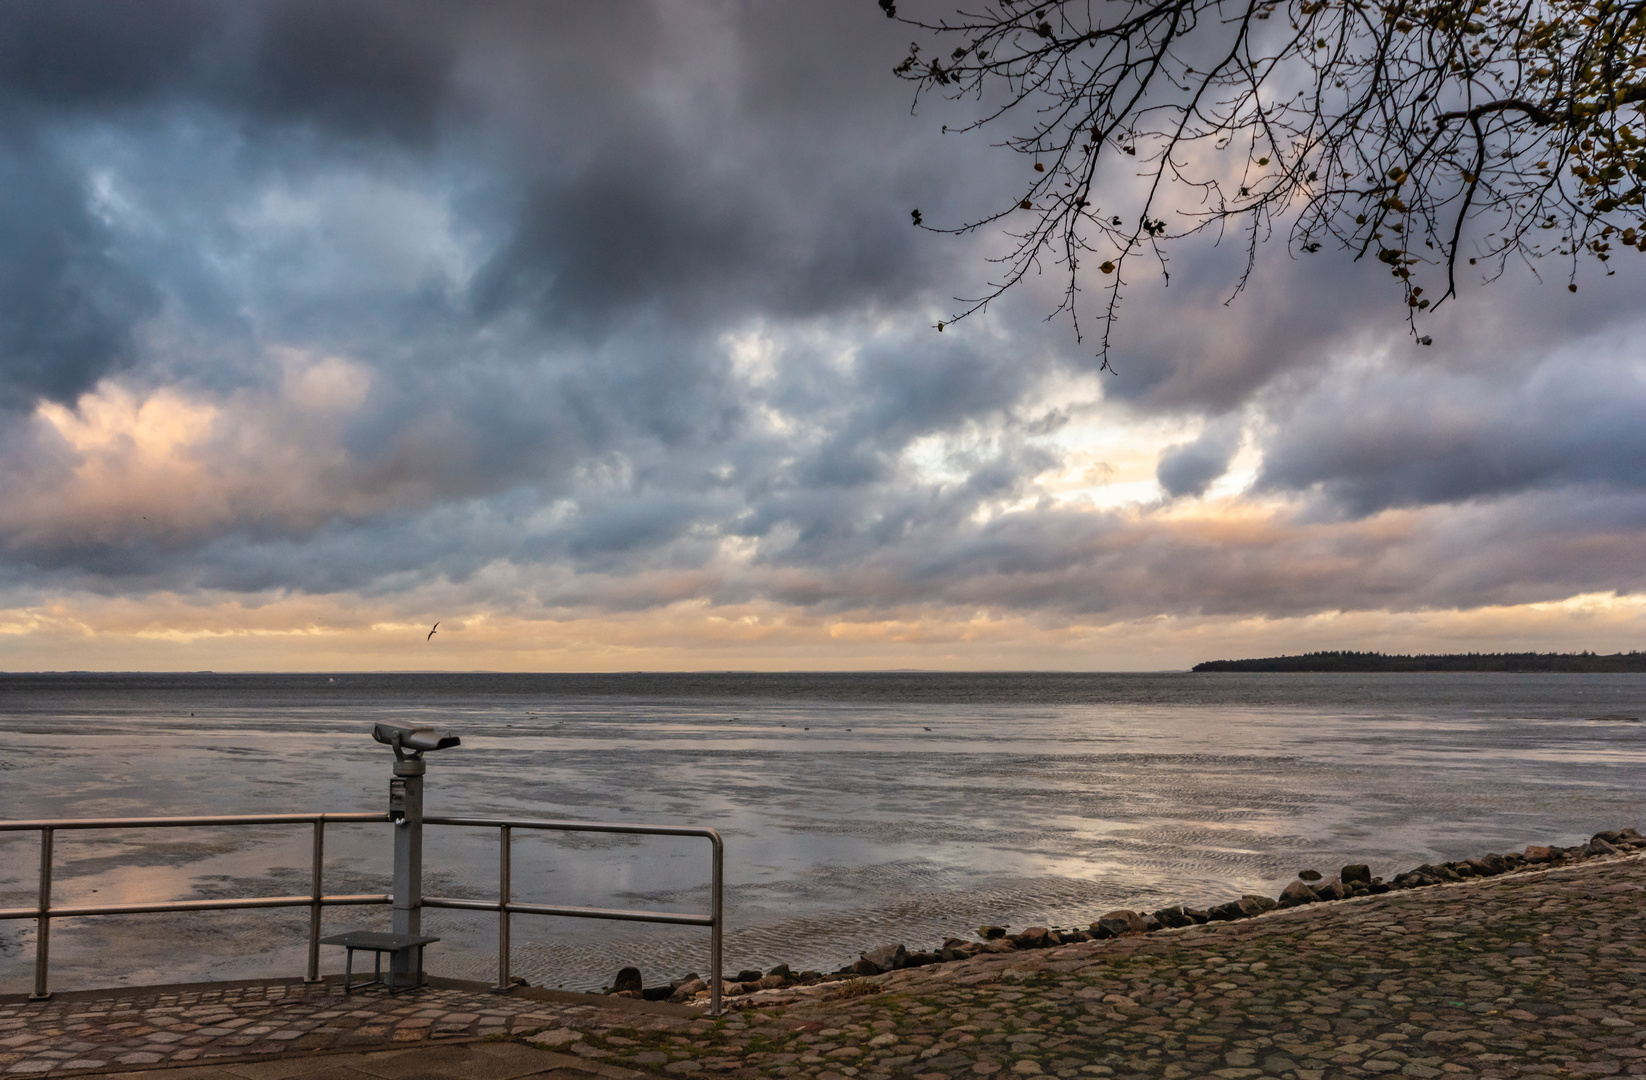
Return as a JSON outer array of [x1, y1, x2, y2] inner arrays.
[[427, 622, 439, 641]]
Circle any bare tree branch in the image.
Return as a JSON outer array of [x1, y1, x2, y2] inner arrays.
[[885, 0, 1646, 359]]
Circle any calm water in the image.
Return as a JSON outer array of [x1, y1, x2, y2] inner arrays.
[[2, 671, 1644, 994]]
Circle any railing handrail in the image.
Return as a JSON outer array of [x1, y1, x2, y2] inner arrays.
[[1, 812, 724, 1012], [0, 813, 388, 831], [425, 815, 722, 840]]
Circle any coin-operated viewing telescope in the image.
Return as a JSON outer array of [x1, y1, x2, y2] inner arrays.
[[372, 723, 460, 770], [371, 723, 460, 984]]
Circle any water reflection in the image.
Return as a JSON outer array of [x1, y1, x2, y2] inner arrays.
[[2, 672, 1645, 993]]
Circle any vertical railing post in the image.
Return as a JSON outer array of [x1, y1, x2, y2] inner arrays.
[[306, 817, 324, 984], [709, 831, 723, 1017], [30, 827, 52, 1001], [495, 824, 512, 991]]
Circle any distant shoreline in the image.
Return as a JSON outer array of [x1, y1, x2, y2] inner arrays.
[[1194, 650, 1646, 673]]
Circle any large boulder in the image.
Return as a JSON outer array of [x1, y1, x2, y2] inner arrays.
[[612, 966, 643, 995], [1278, 880, 1320, 907], [1210, 895, 1277, 921], [1413, 862, 1461, 882], [1340, 864, 1372, 885], [1010, 926, 1056, 948], [860, 944, 907, 973], [1092, 910, 1148, 938], [1313, 878, 1350, 901], [1154, 905, 1194, 928]]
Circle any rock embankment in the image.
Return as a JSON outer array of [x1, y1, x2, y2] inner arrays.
[[608, 828, 1646, 1005]]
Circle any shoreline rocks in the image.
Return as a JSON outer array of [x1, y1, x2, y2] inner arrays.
[[608, 825, 1646, 1006]]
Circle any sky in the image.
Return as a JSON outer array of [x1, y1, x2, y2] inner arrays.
[[1, 0, 1644, 673]]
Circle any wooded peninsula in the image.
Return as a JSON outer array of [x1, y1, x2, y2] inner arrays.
[[1192, 651, 1646, 673]]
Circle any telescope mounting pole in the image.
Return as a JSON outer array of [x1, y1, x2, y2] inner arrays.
[[391, 753, 425, 985]]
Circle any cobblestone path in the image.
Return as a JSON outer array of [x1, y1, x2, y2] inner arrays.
[[522, 853, 1646, 1080], [0, 981, 660, 1075], [5, 853, 1646, 1079]]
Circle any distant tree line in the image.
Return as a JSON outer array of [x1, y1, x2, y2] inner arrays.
[[1193, 650, 1646, 672]]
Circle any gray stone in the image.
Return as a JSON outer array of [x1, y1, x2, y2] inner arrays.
[[1314, 879, 1351, 901], [1278, 880, 1320, 907], [668, 978, 707, 1002], [862, 944, 908, 972], [1154, 906, 1194, 928], [1092, 910, 1148, 937]]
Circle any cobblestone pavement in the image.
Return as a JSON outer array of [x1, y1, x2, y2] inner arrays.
[[6, 853, 1646, 1079], [0, 980, 673, 1075], [515, 853, 1646, 1080]]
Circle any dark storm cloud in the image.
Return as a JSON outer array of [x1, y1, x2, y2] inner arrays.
[[239, 0, 457, 143], [0, 0, 464, 409], [1157, 417, 1242, 498], [0, 0, 1643, 635], [0, 1, 457, 136], [1257, 340, 1646, 515], [0, 140, 157, 408], [472, 149, 931, 333], [465, 5, 966, 333], [0, 1, 218, 114]]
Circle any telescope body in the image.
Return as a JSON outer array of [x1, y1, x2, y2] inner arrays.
[[372, 724, 461, 753]]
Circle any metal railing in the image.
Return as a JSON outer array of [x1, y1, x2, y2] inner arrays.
[[422, 816, 723, 1013], [0, 814, 724, 1012]]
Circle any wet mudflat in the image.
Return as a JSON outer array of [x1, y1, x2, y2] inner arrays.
[[6, 671, 1646, 993]]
